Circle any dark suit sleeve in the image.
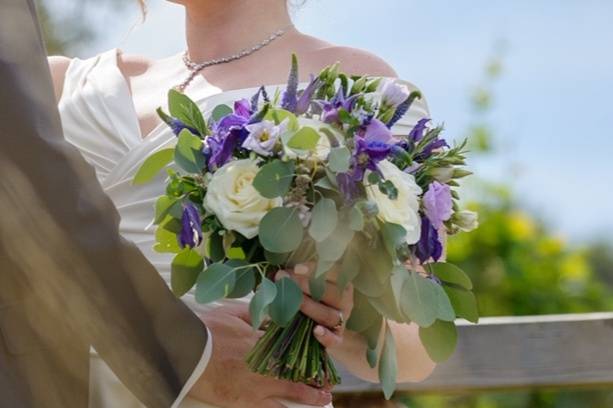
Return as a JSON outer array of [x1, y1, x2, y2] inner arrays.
[[0, 1, 208, 407]]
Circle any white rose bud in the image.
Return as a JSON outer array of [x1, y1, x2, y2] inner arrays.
[[203, 159, 282, 239], [429, 166, 455, 183], [454, 210, 479, 232], [366, 160, 423, 244]]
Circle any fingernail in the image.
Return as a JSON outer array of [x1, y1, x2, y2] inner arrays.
[[314, 325, 325, 336], [320, 390, 332, 403], [294, 263, 309, 275], [275, 270, 289, 281]]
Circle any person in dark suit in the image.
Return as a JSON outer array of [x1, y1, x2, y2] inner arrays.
[[0, 1, 332, 407]]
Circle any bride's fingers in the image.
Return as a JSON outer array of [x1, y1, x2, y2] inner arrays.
[[314, 324, 343, 349], [300, 295, 343, 329]]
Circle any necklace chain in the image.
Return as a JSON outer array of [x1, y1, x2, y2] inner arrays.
[[176, 24, 294, 92]]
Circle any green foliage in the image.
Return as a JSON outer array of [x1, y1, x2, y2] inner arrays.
[[269, 277, 303, 327], [195, 262, 236, 304], [249, 278, 277, 330], [133, 148, 175, 185], [252, 160, 294, 199], [175, 130, 205, 173], [258, 207, 303, 253], [308, 198, 338, 242], [171, 248, 204, 297]]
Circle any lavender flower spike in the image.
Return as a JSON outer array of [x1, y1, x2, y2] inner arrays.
[[295, 74, 322, 115], [387, 90, 422, 128], [281, 53, 299, 112]]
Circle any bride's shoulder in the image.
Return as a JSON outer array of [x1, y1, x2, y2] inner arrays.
[[309, 44, 398, 78], [48, 56, 72, 103]]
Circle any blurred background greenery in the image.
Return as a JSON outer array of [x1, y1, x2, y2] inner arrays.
[[38, 1, 613, 407]]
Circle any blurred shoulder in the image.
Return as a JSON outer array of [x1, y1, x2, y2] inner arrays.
[[48, 56, 72, 102], [311, 45, 399, 78]]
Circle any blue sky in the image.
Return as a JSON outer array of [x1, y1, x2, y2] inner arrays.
[[85, 0, 613, 243]]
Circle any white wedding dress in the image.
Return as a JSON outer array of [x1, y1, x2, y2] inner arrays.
[[57, 48, 428, 408]]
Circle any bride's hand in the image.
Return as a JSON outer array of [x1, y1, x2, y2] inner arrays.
[[189, 304, 332, 408], [276, 263, 354, 350]]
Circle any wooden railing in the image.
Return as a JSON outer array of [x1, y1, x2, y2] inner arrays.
[[333, 312, 613, 407]]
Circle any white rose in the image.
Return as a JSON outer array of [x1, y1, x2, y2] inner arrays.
[[283, 118, 341, 161], [203, 159, 282, 239], [366, 160, 423, 244]]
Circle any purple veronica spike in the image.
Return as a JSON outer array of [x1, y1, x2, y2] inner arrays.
[[179, 203, 203, 249], [387, 91, 421, 128], [317, 88, 360, 124], [415, 215, 443, 263], [281, 54, 299, 112], [295, 74, 322, 115], [250, 86, 269, 112]]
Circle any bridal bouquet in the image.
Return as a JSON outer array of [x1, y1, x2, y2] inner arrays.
[[135, 55, 479, 399]]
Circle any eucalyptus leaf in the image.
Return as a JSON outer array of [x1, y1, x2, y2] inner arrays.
[[133, 148, 174, 185], [264, 108, 299, 130], [269, 277, 303, 327], [315, 221, 353, 262], [175, 130, 205, 173], [171, 248, 204, 297], [328, 146, 351, 173], [264, 250, 290, 266], [429, 262, 473, 290], [226, 260, 256, 299], [338, 250, 360, 291], [315, 258, 335, 278], [444, 285, 479, 323], [381, 222, 406, 258], [195, 262, 236, 304], [309, 274, 327, 301], [419, 320, 458, 362], [308, 198, 338, 242], [366, 347, 378, 369], [253, 160, 295, 199], [249, 278, 277, 330], [400, 271, 439, 327], [379, 324, 397, 400], [349, 206, 364, 231], [153, 217, 182, 254], [258, 208, 304, 253], [207, 233, 225, 263], [346, 293, 378, 333], [287, 126, 320, 150]]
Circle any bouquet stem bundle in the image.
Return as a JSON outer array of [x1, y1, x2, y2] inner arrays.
[[247, 313, 340, 387]]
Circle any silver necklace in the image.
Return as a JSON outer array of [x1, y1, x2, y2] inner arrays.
[[176, 24, 294, 92]]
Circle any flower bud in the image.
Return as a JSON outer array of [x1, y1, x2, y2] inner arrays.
[[453, 210, 479, 232], [429, 166, 454, 183]]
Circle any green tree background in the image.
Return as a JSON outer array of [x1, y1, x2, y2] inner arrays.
[[38, 3, 613, 407]]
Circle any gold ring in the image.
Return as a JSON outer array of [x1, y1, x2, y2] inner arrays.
[[334, 311, 344, 331]]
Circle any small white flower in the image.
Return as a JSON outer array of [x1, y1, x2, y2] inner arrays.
[[378, 78, 411, 108], [366, 160, 423, 244], [242, 119, 287, 156], [203, 159, 283, 238]]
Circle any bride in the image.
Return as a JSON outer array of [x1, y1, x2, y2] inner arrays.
[[48, 0, 437, 407]]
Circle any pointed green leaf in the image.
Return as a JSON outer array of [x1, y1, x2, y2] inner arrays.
[[419, 320, 458, 362], [171, 248, 204, 297], [328, 146, 351, 173], [338, 249, 360, 291], [309, 198, 338, 242], [429, 262, 473, 290], [153, 216, 182, 254], [175, 130, 205, 173], [249, 278, 277, 330], [168, 89, 207, 136], [269, 277, 303, 327], [154, 196, 182, 225], [366, 347, 378, 369], [258, 207, 304, 253], [379, 324, 397, 400], [134, 148, 175, 185], [287, 126, 320, 150], [253, 160, 295, 199], [195, 262, 236, 304], [346, 293, 378, 333]]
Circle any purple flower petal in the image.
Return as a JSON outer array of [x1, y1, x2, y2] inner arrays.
[[295, 74, 322, 114], [234, 98, 251, 118], [179, 202, 202, 249], [408, 118, 430, 143], [423, 181, 453, 229], [415, 215, 443, 263]]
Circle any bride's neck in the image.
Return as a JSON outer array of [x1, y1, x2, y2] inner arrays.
[[184, 0, 294, 63]]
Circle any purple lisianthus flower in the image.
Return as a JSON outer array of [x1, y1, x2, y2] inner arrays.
[[178, 202, 203, 249], [234, 98, 252, 118], [317, 86, 360, 124], [242, 119, 286, 156], [423, 181, 453, 229], [206, 101, 254, 170], [415, 215, 443, 263]]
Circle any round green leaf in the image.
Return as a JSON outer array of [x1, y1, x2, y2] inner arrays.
[[134, 148, 175, 185], [429, 262, 473, 290], [308, 198, 338, 242], [381, 222, 406, 258], [258, 207, 304, 253], [195, 262, 236, 304], [154, 196, 182, 225], [419, 320, 458, 362], [226, 260, 256, 299], [346, 293, 379, 333], [315, 222, 354, 262], [400, 272, 439, 327], [287, 126, 320, 150], [249, 278, 277, 330], [349, 206, 365, 231], [444, 285, 479, 323], [211, 104, 233, 122], [252, 160, 295, 199], [269, 277, 303, 327], [171, 249, 204, 297], [264, 108, 299, 130], [175, 130, 205, 173], [328, 146, 351, 173]]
